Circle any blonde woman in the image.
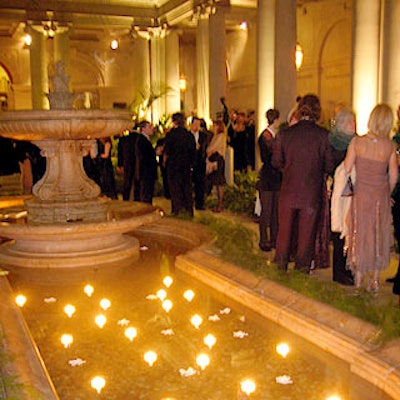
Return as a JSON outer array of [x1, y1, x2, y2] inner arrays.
[[206, 120, 226, 212], [344, 104, 398, 292]]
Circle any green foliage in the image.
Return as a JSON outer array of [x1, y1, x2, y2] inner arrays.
[[196, 214, 400, 341], [206, 171, 258, 216]]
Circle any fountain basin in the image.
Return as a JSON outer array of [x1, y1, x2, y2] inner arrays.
[[0, 200, 162, 268], [0, 109, 133, 141]]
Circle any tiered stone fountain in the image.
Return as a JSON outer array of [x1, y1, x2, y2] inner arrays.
[[0, 61, 161, 268]]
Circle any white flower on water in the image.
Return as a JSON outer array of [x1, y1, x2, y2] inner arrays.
[[140, 245, 149, 251], [146, 294, 158, 300], [179, 367, 198, 377], [276, 375, 293, 385], [233, 330, 248, 339], [69, 358, 86, 367], [161, 328, 175, 336], [220, 307, 231, 315], [208, 314, 221, 322], [117, 318, 130, 326], [44, 297, 57, 303]]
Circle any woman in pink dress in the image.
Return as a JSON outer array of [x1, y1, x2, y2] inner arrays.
[[344, 104, 398, 293]]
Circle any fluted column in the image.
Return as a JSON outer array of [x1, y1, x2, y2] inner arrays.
[[196, 11, 210, 121], [149, 26, 167, 124], [28, 26, 48, 110], [209, 6, 227, 122], [352, 0, 381, 134], [382, 1, 400, 111], [165, 30, 181, 115], [275, 0, 296, 120], [134, 36, 151, 119]]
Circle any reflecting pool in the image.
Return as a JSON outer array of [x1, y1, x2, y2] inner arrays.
[[7, 233, 391, 400]]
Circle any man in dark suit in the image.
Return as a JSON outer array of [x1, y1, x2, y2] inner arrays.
[[190, 116, 208, 210], [136, 121, 158, 204], [164, 112, 196, 217], [272, 94, 335, 273], [117, 127, 139, 201]]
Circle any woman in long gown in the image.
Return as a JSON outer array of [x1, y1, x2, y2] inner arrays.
[[344, 104, 398, 292]]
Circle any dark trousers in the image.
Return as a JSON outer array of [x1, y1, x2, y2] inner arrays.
[[259, 190, 279, 248], [139, 179, 155, 204], [331, 232, 353, 282], [168, 169, 193, 217], [122, 169, 140, 201], [275, 199, 319, 272]]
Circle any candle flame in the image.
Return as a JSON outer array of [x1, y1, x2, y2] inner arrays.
[[144, 351, 158, 366], [183, 289, 195, 302], [64, 304, 76, 318], [84, 284, 94, 297], [196, 353, 210, 370]]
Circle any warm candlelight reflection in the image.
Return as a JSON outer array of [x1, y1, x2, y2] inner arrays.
[[64, 304, 76, 318], [240, 379, 256, 396], [100, 298, 111, 310], [163, 275, 173, 288], [276, 343, 290, 358], [162, 299, 173, 313], [95, 314, 107, 328], [183, 289, 195, 302], [124, 327, 137, 341], [61, 334, 73, 348], [203, 334, 217, 349], [84, 284, 94, 297], [190, 314, 203, 329], [144, 351, 158, 366], [196, 353, 210, 370], [91, 376, 106, 394], [156, 289, 167, 301], [15, 294, 27, 307]]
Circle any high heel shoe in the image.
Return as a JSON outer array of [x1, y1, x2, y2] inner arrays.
[[367, 279, 379, 293]]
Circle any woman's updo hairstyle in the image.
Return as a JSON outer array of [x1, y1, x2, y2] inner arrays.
[[297, 94, 321, 122]]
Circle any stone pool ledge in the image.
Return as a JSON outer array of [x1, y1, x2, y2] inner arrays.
[[0, 276, 59, 399], [176, 247, 400, 399]]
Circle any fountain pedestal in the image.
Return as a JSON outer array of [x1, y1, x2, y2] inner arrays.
[[0, 109, 162, 268], [27, 139, 107, 224]]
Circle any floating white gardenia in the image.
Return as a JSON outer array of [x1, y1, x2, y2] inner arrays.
[[220, 307, 231, 314], [233, 331, 248, 339]]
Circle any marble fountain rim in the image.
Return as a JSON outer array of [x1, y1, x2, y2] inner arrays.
[[0, 109, 133, 140]]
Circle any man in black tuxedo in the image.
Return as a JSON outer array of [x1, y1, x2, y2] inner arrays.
[[117, 127, 139, 201], [164, 112, 196, 217], [135, 121, 158, 204], [190, 116, 208, 210]]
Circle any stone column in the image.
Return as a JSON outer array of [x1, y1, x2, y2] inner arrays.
[[275, 0, 296, 120], [134, 36, 151, 120], [209, 6, 227, 122], [196, 10, 210, 121], [257, 0, 275, 136], [149, 26, 167, 124], [28, 26, 48, 110], [352, 0, 381, 134], [165, 30, 181, 115], [382, 1, 400, 111]]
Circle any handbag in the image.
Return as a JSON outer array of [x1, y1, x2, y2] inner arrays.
[[341, 176, 353, 197]]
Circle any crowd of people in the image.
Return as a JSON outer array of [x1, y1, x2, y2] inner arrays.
[[258, 94, 400, 300], [1, 94, 399, 300]]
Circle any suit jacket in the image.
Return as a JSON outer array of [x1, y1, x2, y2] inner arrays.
[[135, 134, 158, 183], [193, 130, 208, 174], [271, 119, 335, 208], [117, 131, 138, 173]]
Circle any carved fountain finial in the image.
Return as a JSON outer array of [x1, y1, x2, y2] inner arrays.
[[47, 61, 74, 110]]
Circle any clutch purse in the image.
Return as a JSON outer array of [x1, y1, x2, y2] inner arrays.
[[341, 176, 353, 197]]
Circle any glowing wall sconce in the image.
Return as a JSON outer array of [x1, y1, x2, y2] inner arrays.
[[295, 42, 304, 71], [239, 21, 248, 31], [179, 76, 187, 92], [24, 34, 32, 46], [110, 39, 119, 50]]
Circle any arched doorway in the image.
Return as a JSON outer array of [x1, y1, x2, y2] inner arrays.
[[0, 64, 13, 110]]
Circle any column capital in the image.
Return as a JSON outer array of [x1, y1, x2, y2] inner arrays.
[[148, 24, 168, 40]]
